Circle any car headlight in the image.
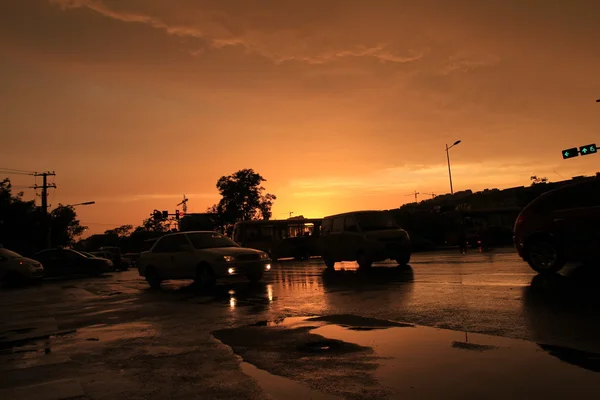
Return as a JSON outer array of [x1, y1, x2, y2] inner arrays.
[[259, 252, 269, 259], [222, 255, 235, 262]]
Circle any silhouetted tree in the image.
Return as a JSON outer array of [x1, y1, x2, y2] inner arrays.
[[104, 224, 133, 237], [530, 175, 548, 185], [208, 169, 276, 235], [137, 217, 170, 233], [0, 179, 86, 254], [50, 205, 87, 248]]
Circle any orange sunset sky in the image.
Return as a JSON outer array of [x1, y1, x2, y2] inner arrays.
[[2, 0, 600, 237]]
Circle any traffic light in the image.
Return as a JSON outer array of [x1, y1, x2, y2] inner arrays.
[[175, 210, 180, 220], [153, 210, 162, 220], [562, 147, 579, 159], [162, 210, 168, 219], [579, 143, 597, 156]]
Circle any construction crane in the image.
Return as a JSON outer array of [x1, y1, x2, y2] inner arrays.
[[177, 194, 188, 213], [423, 192, 437, 199], [405, 191, 419, 202]]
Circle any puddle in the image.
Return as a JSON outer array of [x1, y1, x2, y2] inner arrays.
[[53, 321, 156, 352], [219, 315, 600, 399], [241, 362, 340, 400], [74, 321, 155, 342], [311, 323, 600, 398]]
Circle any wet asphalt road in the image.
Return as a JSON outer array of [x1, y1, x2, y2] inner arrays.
[[1, 247, 600, 399]]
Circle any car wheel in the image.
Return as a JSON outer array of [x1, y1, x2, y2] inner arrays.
[[195, 264, 216, 288], [322, 254, 336, 270], [357, 252, 372, 269], [525, 237, 565, 274], [396, 253, 411, 266], [145, 267, 162, 289]]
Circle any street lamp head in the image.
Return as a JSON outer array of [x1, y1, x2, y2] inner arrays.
[[596, 99, 600, 103], [453, 140, 462, 146], [81, 201, 95, 205]]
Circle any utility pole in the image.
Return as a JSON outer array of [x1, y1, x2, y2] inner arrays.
[[31, 171, 56, 249]]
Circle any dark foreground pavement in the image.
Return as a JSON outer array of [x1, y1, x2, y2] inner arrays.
[[1, 248, 600, 399]]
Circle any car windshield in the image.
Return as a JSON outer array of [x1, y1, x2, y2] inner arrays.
[[68, 250, 88, 258], [356, 212, 399, 231], [187, 232, 239, 249], [0, 248, 23, 259]]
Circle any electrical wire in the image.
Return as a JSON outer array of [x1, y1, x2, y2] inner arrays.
[[0, 167, 35, 174], [81, 222, 127, 226], [0, 170, 33, 176]]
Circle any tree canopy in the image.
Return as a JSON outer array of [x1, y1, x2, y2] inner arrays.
[[0, 178, 87, 255], [208, 169, 276, 234]]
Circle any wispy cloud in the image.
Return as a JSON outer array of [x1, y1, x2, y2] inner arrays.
[[439, 53, 501, 75], [275, 44, 423, 65], [49, 1, 424, 66]]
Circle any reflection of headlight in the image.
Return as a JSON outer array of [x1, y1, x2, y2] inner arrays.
[[222, 256, 235, 262], [259, 253, 269, 259]]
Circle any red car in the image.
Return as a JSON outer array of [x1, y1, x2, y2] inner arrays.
[[514, 178, 600, 273]]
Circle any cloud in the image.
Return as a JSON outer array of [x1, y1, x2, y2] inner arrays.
[[47, 0, 425, 66], [438, 53, 501, 75]]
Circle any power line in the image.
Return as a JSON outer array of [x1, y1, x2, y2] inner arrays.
[[0, 170, 34, 176], [81, 222, 126, 226], [0, 167, 35, 174]]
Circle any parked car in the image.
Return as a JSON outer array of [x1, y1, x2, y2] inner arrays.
[[137, 231, 271, 289], [319, 210, 412, 269], [90, 251, 127, 271], [0, 248, 44, 286], [98, 246, 128, 271], [32, 248, 113, 277], [514, 178, 600, 274], [123, 253, 140, 267]]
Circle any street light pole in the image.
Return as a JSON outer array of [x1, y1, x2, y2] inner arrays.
[[68, 201, 96, 207], [445, 140, 462, 195], [47, 201, 95, 249]]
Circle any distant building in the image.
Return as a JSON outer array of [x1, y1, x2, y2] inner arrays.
[[179, 213, 218, 231]]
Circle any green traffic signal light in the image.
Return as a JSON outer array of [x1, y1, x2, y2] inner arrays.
[[579, 144, 597, 156], [562, 147, 579, 159]]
